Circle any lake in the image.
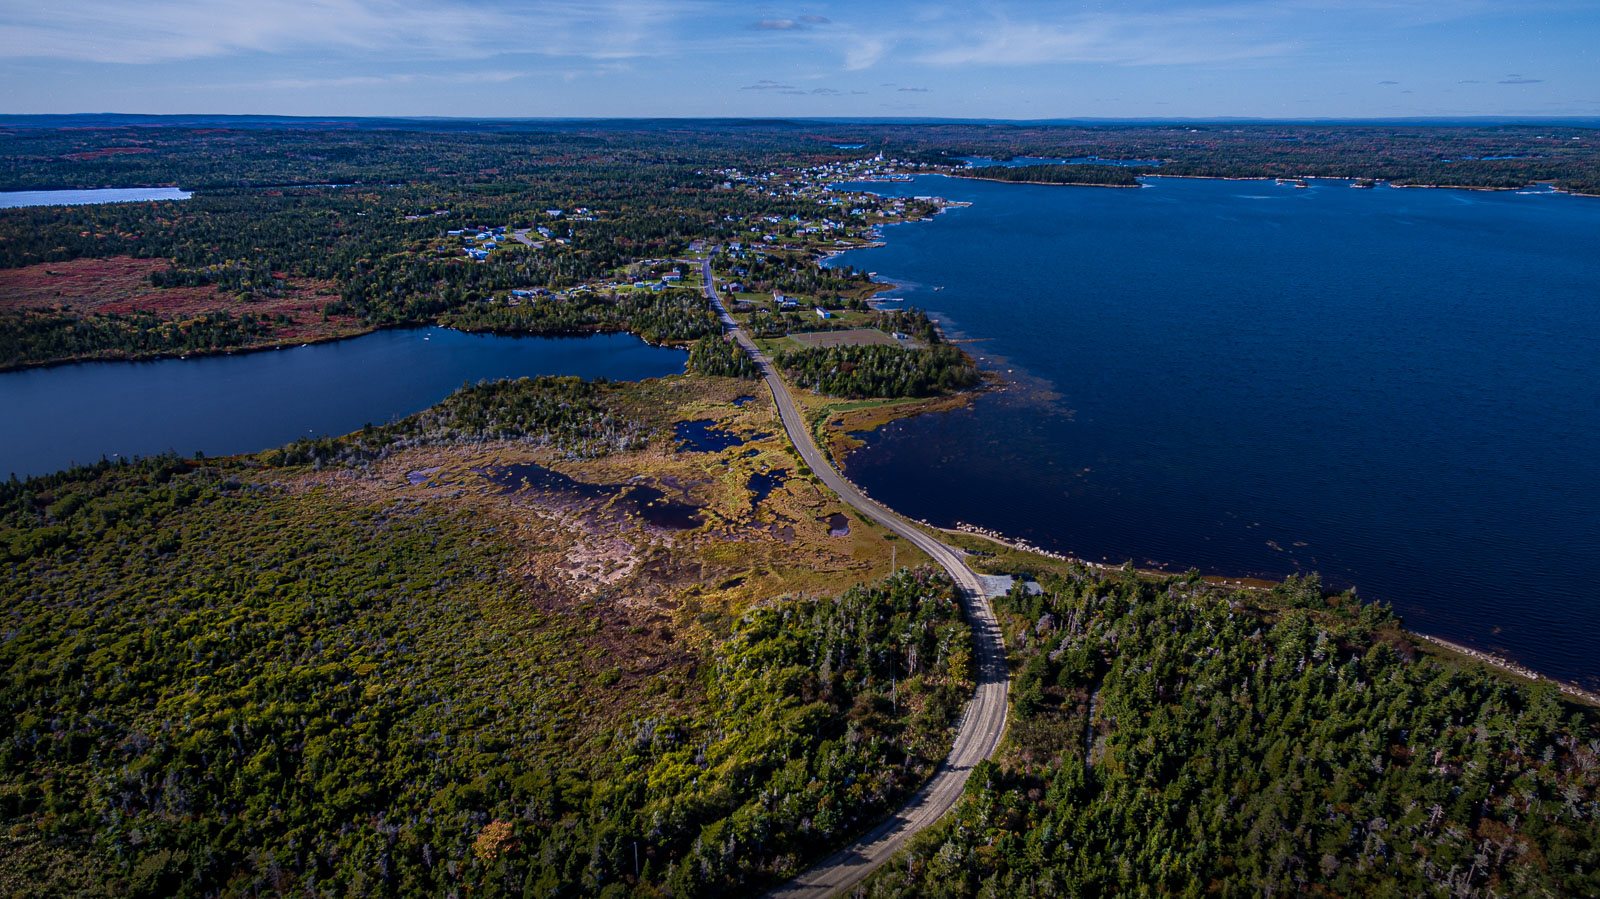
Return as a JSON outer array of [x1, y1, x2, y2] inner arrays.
[[0, 187, 192, 208], [0, 328, 685, 478], [829, 174, 1600, 690]]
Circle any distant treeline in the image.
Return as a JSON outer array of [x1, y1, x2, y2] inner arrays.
[[0, 308, 276, 369], [441, 289, 721, 345], [953, 164, 1145, 187]]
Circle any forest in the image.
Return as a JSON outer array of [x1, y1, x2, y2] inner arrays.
[[774, 343, 981, 399], [861, 569, 1600, 897], [951, 164, 1145, 187], [687, 334, 759, 379], [0, 382, 975, 897], [0, 307, 275, 368]]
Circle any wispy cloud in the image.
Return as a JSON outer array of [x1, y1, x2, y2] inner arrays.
[[844, 36, 889, 70], [1378, 80, 1399, 85], [245, 71, 525, 90], [0, 0, 701, 64], [898, 86, 930, 92], [1499, 74, 1543, 84], [749, 13, 829, 31], [910, 7, 1300, 67], [740, 79, 796, 90]]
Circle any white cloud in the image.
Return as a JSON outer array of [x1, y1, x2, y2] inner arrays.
[[844, 36, 889, 70], [0, 0, 703, 64], [244, 71, 526, 90], [913, 8, 1298, 68]]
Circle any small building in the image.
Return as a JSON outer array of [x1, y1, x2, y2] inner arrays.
[[815, 307, 832, 320], [661, 271, 682, 282]]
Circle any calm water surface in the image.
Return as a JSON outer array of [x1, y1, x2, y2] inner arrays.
[[0, 187, 192, 208], [1, 328, 684, 478], [831, 175, 1600, 689]]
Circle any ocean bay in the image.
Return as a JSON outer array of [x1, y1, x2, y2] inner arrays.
[[831, 174, 1600, 689]]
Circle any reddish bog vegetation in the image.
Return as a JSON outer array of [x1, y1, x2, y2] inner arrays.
[[0, 255, 362, 342]]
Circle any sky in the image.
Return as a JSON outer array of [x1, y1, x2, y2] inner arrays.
[[0, 1, 1596, 119]]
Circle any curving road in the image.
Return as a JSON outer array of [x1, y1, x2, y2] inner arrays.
[[697, 259, 1010, 898]]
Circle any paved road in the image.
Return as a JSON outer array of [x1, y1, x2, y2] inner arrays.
[[697, 259, 1010, 898]]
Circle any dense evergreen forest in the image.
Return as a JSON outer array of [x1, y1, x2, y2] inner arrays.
[[687, 334, 759, 379], [0, 307, 275, 368], [0, 402, 974, 896], [774, 344, 981, 398], [862, 569, 1600, 897], [441, 290, 721, 345], [952, 164, 1145, 187]]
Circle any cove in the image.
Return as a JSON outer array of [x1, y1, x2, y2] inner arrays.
[[1, 327, 685, 478], [829, 174, 1600, 690]]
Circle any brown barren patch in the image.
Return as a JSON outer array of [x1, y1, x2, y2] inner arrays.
[[0, 255, 364, 343]]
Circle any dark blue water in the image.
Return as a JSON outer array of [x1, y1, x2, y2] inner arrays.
[[0, 187, 191, 207], [830, 175, 1600, 689], [674, 419, 748, 453], [1, 327, 684, 478], [479, 462, 703, 530]]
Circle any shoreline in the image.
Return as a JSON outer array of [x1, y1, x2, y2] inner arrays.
[[946, 517, 1600, 707], [0, 319, 691, 376], [949, 173, 1141, 189], [1141, 172, 1598, 197], [0, 322, 381, 374], [821, 172, 1599, 702]]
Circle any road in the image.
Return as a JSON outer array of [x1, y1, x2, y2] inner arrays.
[[697, 258, 1010, 898]]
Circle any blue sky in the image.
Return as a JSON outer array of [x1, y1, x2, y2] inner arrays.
[[1, 1, 1595, 118]]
